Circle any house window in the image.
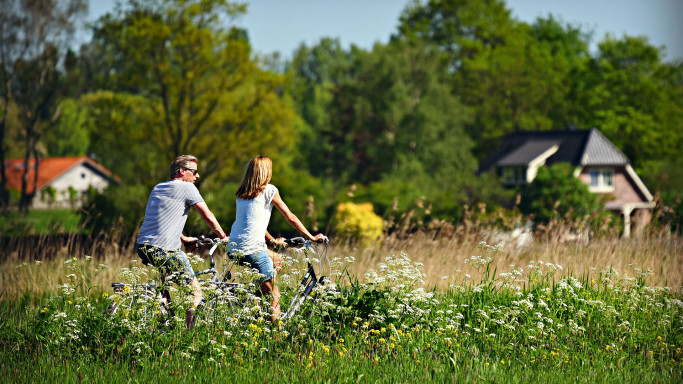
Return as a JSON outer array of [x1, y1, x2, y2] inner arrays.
[[501, 167, 527, 185], [589, 169, 614, 192], [81, 173, 87, 179]]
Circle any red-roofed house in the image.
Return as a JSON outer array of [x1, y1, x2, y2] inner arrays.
[[2, 156, 120, 209]]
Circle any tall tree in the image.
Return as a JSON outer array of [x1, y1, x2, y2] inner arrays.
[[294, 38, 477, 215], [286, 38, 352, 174], [456, 18, 592, 157], [396, 0, 514, 70], [583, 36, 683, 168], [85, 0, 297, 186], [0, 0, 87, 212], [396, 1, 595, 158]]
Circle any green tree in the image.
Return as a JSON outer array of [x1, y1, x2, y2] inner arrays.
[[397, 2, 593, 158], [396, 0, 514, 69], [289, 38, 481, 219], [456, 16, 592, 156], [0, 0, 87, 212], [286, 38, 351, 176], [85, 0, 297, 187], [519, 163, 603, 226], [43, 98, 89, 156], [78, 91, 166, 184], [583, 36, 683, 168]]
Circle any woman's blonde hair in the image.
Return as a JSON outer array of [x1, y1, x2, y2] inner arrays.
[[236, 155, 273, 200]]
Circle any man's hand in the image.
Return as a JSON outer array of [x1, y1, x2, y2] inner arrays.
[[182, 236, 199, 252]]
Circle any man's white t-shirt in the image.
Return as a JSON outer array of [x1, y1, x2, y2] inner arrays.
[[228, 184, 278, 255], [136, 179, 204, 250]]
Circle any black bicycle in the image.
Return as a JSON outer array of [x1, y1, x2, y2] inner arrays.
[[279, 236, 332, 323]]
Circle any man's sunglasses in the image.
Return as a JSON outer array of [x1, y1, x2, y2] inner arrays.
[[183, 167, 199, 175]]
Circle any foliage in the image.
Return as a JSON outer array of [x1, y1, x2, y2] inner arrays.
[[2, 0, 682, 233], [1, 244, 681, 382], [333, 202, 383, 246], [84, 0, 297, 188], [584, 36, 683, 169], [78, 91, 168, 185], [394, 0, 683, 179], [518, 163, 603, 226], [80, 184, 151, 235], [43, 98, 90, 157], [40, 185, 57, 207], [642, 157, 683, 233], [287, 37, 481, 222], [0, 0, 87, 212]]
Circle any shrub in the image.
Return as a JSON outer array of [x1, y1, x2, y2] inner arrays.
[[333, 202, 383, 246], [80, 184, 150, 234], [519, 163, 603, 226]]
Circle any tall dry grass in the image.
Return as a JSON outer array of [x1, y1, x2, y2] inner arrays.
[[1, 223, 681, 301], [340, 229, 682, 291]]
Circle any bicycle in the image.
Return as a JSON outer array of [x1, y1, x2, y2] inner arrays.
[[278, 236, 332, 323], [105, 236, 332, 327], [105, 237, 241, 327]]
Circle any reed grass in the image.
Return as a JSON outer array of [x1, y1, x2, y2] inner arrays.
[[1, 224, 681, 301], [344, 229, 682, 292]]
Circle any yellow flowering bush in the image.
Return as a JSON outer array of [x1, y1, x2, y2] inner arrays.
[[333, 202, 383, 246]]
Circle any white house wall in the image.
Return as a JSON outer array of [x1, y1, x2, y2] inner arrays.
[[33, 163, 111, 209]]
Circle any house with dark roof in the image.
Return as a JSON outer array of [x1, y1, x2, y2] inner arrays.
[[2, 156, 120, 209], [478, 128, 655, 237]]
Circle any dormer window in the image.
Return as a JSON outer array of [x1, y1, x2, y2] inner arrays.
[[589, 169, 614, 192], [501, 167, 527, 185]]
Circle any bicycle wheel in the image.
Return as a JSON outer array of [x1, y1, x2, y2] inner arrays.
[[193, 282, 244, 327], [105, 282, 170, 329], [104, 301, 119, 315]]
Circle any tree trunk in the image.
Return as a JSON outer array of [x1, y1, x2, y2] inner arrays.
[[0, 79, 10, 212], [19, 120, 37, 213]]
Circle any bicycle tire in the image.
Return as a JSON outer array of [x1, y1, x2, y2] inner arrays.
[[104, 301, 119, 315]]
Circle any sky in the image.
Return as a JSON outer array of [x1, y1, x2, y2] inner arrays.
[[87, 0, 683, 62]]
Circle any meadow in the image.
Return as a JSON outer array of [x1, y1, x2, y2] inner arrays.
[[0, 228, 681, 383]]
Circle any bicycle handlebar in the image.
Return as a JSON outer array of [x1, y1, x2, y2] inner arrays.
[[285, 236, 329, 246]]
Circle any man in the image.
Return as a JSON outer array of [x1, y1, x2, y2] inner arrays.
[[136, 155, 227, 329]]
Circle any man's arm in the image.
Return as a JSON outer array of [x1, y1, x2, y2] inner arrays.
[[265, 231, 285, 247], [192, 201, 227, 239]]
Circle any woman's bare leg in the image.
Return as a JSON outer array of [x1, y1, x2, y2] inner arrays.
[[186, 277, 203, 330], [268, 249, 283, 273], [260, 278, 281, 323]]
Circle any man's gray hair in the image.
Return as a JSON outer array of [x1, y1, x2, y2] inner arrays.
[[170, 155, 198, 178]]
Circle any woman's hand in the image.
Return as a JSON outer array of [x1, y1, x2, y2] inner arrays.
[[270, 237, 287, 247], [311, 233, 328, 244]]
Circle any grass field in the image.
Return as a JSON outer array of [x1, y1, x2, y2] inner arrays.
[[0, 233, 681, 383], [0, 209, 83, 236]]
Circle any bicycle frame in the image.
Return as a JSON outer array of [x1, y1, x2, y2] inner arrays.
[[280, 237, 331, 323]]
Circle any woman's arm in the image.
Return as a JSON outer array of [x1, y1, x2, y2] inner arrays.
[[272, 192, 325, 242]]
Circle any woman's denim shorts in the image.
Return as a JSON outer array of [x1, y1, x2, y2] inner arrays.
[[136, 243, 195, 283], [232, 250, 275, 283]]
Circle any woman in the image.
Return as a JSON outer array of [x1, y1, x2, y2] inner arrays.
[[228, 155, 326, 322]]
